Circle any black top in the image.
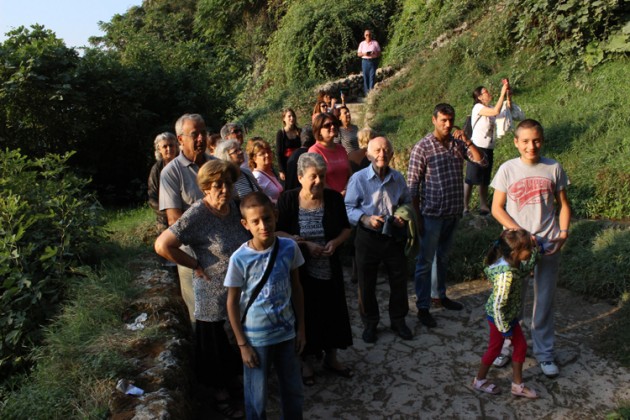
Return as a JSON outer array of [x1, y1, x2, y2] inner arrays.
[[276, 128, 302, 174]]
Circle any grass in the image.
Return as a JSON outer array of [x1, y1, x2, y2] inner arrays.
[[0, 207, 156, 418]]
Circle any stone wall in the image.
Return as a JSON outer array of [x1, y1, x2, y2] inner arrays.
[[315, 66, 396, 101]]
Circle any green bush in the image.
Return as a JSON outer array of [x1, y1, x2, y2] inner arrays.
[[0, 149, 105, 376]]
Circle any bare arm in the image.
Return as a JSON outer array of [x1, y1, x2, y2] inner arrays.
[[478, 83, 508, 117], [154, 228, 208, 279], [546, 189, 571, 255], [290, 269, 306, 354], [227, 287, 259, 367], [166, 208, 183, 226], [491, 190, 521, 230]]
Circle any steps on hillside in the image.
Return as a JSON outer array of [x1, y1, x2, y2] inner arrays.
[[345, 98, 366, 128]]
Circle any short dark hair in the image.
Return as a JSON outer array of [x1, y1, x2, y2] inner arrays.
[[515, 119, 544, 138], [433, 103, 455, 118], [239, 191, 274, 217]]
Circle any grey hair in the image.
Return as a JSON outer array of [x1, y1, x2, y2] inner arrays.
[[220, 122, 242, 140], [297, 152, 327, 178], [175, 113, 205, 136], [214, 139, 241, 162], [153, 132, 177, 161]]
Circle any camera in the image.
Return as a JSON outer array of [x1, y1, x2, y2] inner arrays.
[[381, 215, 396, 237], [366, 51, 373, 56]]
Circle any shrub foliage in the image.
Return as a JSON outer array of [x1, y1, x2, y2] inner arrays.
[[0, 149, 105, 376]]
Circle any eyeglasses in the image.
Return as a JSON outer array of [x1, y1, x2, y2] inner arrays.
[[160, 144, 176, 149], [322, 122, 338, 131], [181, 130, 207, 139], [229, 148, 243, 155], [210, 180, 233, 190], [229, 129, 242, 134], [256, 150, 272, 157]]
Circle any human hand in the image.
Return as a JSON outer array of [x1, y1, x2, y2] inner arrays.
[[393, 216, 405, 228], [500, 82, 509, 97], [452, 129, 468, 142], [363, 215, 385, 230], [194, 265, 211, 281], [321, 240, 338, 257], [279, 172, 286, 181], [545, 231, 569, 255], [305, 241, 325, 257], [240, 345, 259, 368]]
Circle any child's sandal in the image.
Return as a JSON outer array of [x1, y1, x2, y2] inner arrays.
[[472, 377, 501, 394], [511, 382, 538, 399]]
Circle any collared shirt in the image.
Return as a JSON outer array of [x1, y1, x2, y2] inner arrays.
[[159, 152, 214, 212], [345, 164, 411, 227], [407, 132, 487, 218], [357, 40, 381, 59]]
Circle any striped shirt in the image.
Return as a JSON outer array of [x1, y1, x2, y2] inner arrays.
[[407, 133, 487, 218]]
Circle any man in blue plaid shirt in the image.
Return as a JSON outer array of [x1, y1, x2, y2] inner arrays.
[[407, 103, 487, 328]]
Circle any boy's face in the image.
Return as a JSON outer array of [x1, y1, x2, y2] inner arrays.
[[241, 205, 277, 246], [514, 127, 543, 164]]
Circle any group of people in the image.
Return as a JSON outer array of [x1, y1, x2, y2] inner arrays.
[[146, 73, 571, 417]]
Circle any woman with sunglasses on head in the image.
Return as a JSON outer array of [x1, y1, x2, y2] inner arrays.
[[276, 108, 302, 182], [308, 113, 351, 196], [247, 138, 284, 204]]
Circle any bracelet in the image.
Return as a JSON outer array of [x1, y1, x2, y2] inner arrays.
[[560, 229, 569, 234], [238, 342, 248, 347]]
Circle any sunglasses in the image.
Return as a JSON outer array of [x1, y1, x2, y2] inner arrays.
[[322, 122, 338, 130]]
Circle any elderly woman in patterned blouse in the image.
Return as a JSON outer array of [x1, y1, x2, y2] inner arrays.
[[155, 159, 248, 418]]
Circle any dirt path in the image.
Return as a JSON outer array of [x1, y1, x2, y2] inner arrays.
[[279, 268, 630, 419]]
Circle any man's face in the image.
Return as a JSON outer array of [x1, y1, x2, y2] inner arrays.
[[364, 31, 372, 40], [178, 119, 207, 159], [514, 127, 543, 164], [432, 112, 454, 139], [227, 126, 243, 144], [367, 137, 392, 170]]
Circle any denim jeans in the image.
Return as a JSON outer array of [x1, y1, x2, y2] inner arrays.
[[244, 338, 303, 420], [362, 58, 377, 95], [414, 216, 460, 309]]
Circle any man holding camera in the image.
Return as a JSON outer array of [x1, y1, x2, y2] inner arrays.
[[345, 136, 413, 343], [407, 104, 487, 329], [357, 29, 381, 95]]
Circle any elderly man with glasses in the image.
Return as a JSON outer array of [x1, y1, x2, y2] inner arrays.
[[159, 113, 215, 327]]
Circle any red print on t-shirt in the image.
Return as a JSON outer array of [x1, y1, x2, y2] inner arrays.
[[507, 177, 554, 211]]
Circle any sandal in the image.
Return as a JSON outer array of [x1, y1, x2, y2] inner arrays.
[[472, 377, 501, 394], [323, 360, 353, 378], [511, 382, 538, 399]]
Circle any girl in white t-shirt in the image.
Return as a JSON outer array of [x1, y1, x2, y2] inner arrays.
[[464, 81, 511, 215]]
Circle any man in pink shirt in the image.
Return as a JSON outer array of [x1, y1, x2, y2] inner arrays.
[[357, 29, 381, 95]]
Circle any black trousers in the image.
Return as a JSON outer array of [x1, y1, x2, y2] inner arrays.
[[355, 226, 409, 327]]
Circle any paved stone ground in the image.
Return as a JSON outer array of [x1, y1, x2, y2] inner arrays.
[[257, 266, 630, 419]]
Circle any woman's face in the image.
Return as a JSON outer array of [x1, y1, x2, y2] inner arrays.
[[319, 119, 337, 144], [228, 146, 244, 165], [479, 88, 492, 105], [254, 147, 273, 170], [299, 166, 325, 198], [323, 94, 331, 105], [283, 111, 296, 127], [205, 178, 232, 209], [158, 140, 177, 162], [319, 102, 328, 113], [339, 108, 351, 126]]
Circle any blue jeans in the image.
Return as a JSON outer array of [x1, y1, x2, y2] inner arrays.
[[362, 58, 377, 95], [244, 338, 303, 420], [414, 216, 460, 309]]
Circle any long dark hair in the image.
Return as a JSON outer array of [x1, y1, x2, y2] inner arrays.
[[472, 86, 485, 104], [484, 229, 532, 268]]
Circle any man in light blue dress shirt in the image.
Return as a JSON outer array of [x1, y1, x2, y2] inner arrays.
[[345, 137, 413, 343]]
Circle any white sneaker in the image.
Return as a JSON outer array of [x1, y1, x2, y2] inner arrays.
[[493, 354, 511, 367], [540, 361, 559, 378]]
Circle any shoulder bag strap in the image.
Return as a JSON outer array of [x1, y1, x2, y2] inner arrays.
[[240, 239, 280, 324]]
